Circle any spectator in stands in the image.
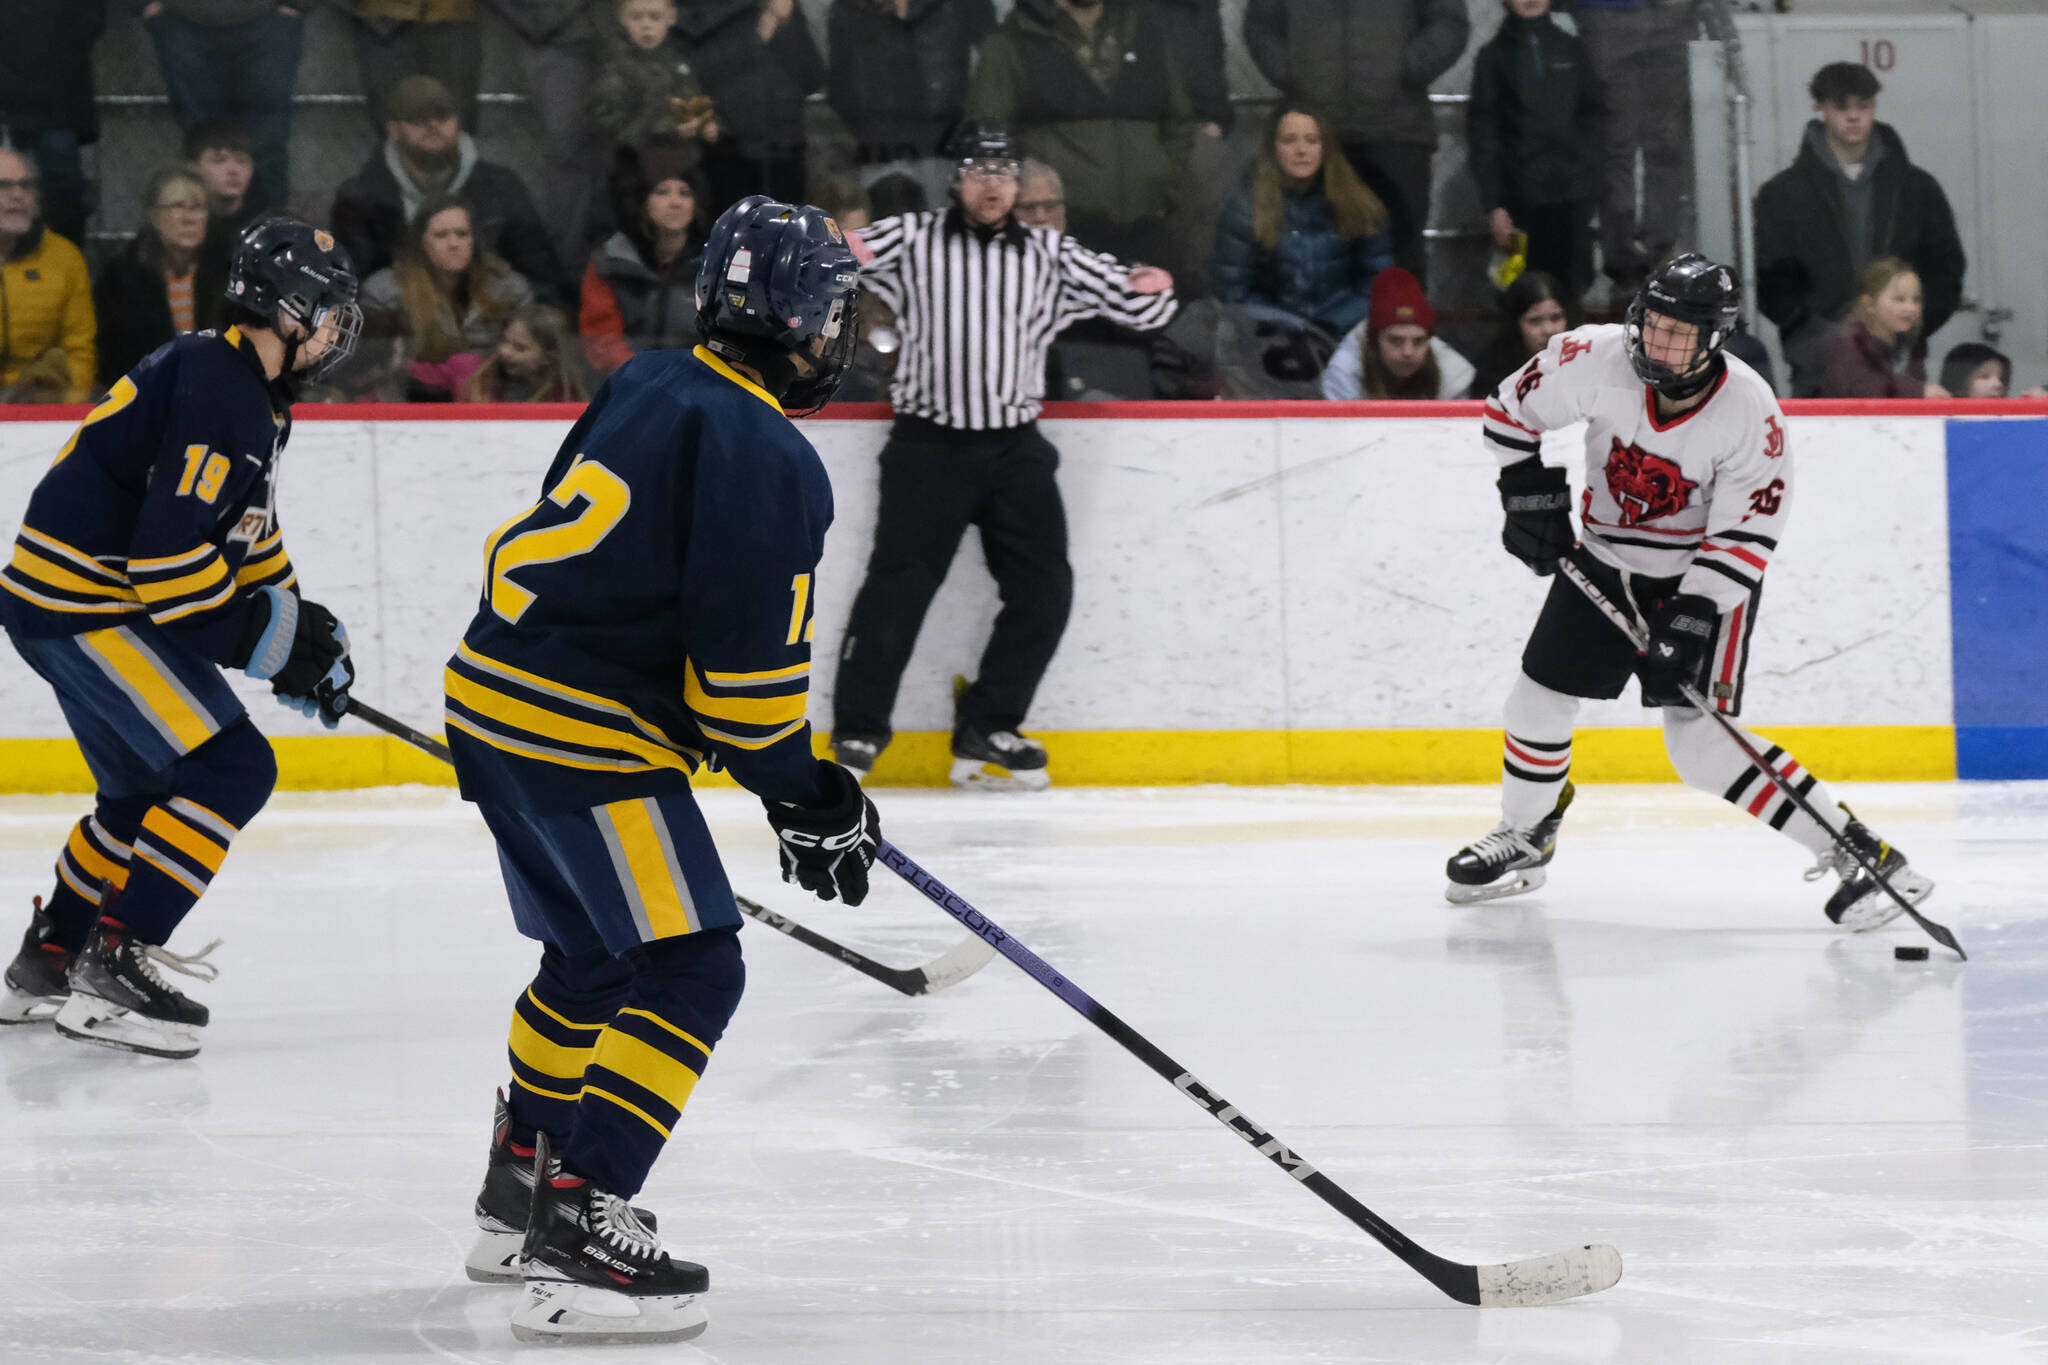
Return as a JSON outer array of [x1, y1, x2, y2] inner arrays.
[[486, 0, 609, 257], [140, 0, 303, 212], [1467, 0, 1606, 299], [588, 0, 723, 170], [1937, 342, 2046, 400], [1320, 267, 1473, 401], [670, 0, 825, 210], [811, 176, 871, 232], [357, 194, 534, 400], [93, 164, 229, 387], [1243, 0, 1467, 279], [1154, 0, 1232, 295], [331, 75, 563, 299], [827, 0, 995, 172], [1015, 160, 1065, 232], [1571, 0, 1690, 293], [186, 121, 267, 241], [462, 302, 587, 401], [347, 0, 483, 129], [0, 1, 107, 247], [1211, 104, 1393, 339], [966, 0, 1195, 269], [0, 147, 95, 404], [1755, 61, 1967, 398], [1822, 256, 1939, 400], [1468, 267, 1572, 397], [580, 145, 706, 376]]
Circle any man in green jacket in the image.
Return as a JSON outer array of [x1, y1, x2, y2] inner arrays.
[[966, 0, 1195, 270]]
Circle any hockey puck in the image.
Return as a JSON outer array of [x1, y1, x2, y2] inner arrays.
[[1894, 945, 1931, 962]]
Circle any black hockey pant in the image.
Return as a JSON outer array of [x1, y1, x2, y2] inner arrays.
[[833, 418, 1073, 741]]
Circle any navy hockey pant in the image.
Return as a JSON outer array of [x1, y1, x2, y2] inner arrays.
[[834, 417, 1074, 740], [8, 621, 275, 948]]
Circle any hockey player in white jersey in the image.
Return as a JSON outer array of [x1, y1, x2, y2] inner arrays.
[[1446, 254, 1933, 927]]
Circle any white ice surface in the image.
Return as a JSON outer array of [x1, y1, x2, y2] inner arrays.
[[3, 782, 2045, 1364]]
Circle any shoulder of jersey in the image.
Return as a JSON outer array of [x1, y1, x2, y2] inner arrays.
[[1719, 350, 1782, 412]]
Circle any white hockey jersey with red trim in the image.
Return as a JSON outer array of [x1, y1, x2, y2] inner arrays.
[[1481, 323, 1791, 614]]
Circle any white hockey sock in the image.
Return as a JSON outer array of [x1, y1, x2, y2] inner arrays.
[[1501, 673, 1578, 829], [1662, 710, 1849, 858]]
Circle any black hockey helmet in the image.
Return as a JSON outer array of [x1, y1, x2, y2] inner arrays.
[[695, 195, 862, 416], [944, 121, 1023, 178], [1624, 252, 1742, 398], [227, 216, 362, 377]]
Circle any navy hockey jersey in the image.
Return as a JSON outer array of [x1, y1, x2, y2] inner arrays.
[[0, 328, 297, 665], [445, 346, 833, 813]]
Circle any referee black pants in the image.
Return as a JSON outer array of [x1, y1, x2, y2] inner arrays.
[[834, 418, 1073, 742]]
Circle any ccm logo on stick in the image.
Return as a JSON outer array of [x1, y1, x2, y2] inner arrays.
[[1174, 1073, 1320, 1181]]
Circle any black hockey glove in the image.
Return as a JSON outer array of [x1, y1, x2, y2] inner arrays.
[[238, 587, 355, 727], [764, 760, 881, 906], [1497, 456, 1575, 575], [1639, 593, 1719, 708]]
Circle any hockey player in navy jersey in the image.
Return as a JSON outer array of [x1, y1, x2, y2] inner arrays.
[[0, 218, 361, 1058], [444, 196, 879, 1344]]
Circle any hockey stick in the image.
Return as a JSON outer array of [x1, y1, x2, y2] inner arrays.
[[877, 838, 1624, 1307], [1556, 557, 1966, 961], [341, 698, 996, 994]]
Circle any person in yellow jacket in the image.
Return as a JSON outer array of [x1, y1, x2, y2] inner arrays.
[[0, 147, 96, 404]]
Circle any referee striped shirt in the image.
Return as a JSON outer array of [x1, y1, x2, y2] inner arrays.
[[855, 209, 1179, 431]]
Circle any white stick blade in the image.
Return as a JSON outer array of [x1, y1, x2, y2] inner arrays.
[[915, 934, 999, 992], [1476, 1243, 1623, 1307]]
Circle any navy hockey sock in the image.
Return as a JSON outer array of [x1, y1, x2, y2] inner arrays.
[[564, 928, 745, 1200], [44, 797, 152, 951], [505, 944, 631, 1147], [115, 720, 275, 945]]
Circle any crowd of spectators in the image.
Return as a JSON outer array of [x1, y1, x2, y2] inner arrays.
[[0, 0, 2040, 408]]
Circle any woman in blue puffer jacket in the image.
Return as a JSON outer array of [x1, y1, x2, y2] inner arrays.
[[1212, 103, 1395, 337]]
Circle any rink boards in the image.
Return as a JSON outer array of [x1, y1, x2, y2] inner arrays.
[[1, 402, 2042, 789]]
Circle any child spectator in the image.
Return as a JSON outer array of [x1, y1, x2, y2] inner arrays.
[[0, 146, 95, 403], [587, 0, 722, 167], [1466, 0, 1606, 298], [1320, 267, 1473, 401], [93, 164, 229, 387], [141, 0, 303, 212], [356, 195, 535, 400], [1822, 256, 1939, 400], [1467, 268, 1572, 398], [1211, 104, 1393, 339], [1938, 341, 2048, 400], [669, 0, 825, 210], [185, 120, 266, 240], [579, 145, 707, 376], [463, 303, 588, 401]]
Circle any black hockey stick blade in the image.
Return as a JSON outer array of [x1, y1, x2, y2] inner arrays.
[[879, 839, 1624, 1307], [341, 698, 996, 993], [1557, 558, 1966, 961]]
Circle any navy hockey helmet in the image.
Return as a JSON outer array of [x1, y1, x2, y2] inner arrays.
[[227, 216, 363, 377], [1624, 252, 1742, 398], [945, 121, 1023, 178], [696, 195, 861, 416]]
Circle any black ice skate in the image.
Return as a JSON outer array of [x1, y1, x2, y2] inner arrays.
[[1810, 810, 1935, 932], [1445, 783, 1575, 905], [950, 724, 1051, 792], [512, 1133, 709, 1345], [831, 733, 886, 778], [1, 897, 73, 1025], [53, 918, 219, 1059], [465, 1090, 659, 1284]]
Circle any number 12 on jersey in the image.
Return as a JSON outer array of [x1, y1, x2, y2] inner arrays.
[[485, 457, 633, 623]]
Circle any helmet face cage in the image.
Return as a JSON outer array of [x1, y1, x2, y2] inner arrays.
[[229, 217, 360, 378], [783, 291, 862, 418]]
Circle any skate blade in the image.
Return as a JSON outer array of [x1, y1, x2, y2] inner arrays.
[[511, 1279, 707, 1344], [53, 993, 201, 1060], [948, 758, 1051, 792], [463, 1227, 525, 1285], [0, 987, 65, 1025], [1444, 867, 1548, 905], [1841, 871, 1935, 933]]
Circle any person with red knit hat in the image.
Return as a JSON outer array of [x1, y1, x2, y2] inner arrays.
[[1321, 266, 1474, 400]]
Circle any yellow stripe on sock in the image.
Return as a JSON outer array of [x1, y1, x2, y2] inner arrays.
[[616, 1007, 710, 1059], [511, 1073, 582, 1103], [141, 806, 228, 875], [523, 986, 608, 1033], [131, 841, 207, 896], [510, 1009, 597, 1081], [590, 1027, 703, 1115], [66, 824, 126, 886], [580, 1084, 674, 1139]]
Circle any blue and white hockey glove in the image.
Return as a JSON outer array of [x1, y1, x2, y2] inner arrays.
[[241, 587, 354, 728]]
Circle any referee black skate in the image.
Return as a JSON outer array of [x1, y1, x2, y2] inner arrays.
[[830, 124, 1178, 789]]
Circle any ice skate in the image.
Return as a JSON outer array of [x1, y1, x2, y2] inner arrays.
[[1445, 783, 1574, 904], [831, 733, 886, 779], [465, 1090, 659, 1285], [511, 1134, 709, 1345], [949, 725, 1051, 792], [1, 897, 73, 1025], [1810, 811, 1934, 932], [53, 918, 219, 1060]]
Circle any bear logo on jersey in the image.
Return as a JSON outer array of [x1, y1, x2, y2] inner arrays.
[[1603, 438, 1699, 525]]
